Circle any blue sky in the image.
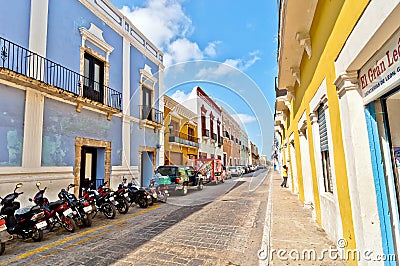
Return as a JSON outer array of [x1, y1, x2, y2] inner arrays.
[[109, 0, 278, 155]]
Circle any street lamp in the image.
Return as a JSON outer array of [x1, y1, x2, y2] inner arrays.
[[168, 123, 174, 135]]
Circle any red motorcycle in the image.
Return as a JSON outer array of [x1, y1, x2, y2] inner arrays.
[[31, 182, 77, 233], [82, 184, 116, 219]]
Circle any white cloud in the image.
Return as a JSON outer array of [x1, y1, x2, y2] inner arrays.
[[231, 114, 257, 125], [119, 1, 220, 66], [195, 51, 261, 79]]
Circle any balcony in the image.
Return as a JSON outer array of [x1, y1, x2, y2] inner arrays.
[[211, 133, 218, 142], [169, 130, 199, 148], [140, 106, 163, 127], [0, 36, 122, 111], [202, 128, 210, 138], [218, 136, 223, 147], [223, 131, 230, 139]]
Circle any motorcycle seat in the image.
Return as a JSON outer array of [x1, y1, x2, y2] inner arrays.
[[48, 200, 64, 210], [15, 206, 36, 219]]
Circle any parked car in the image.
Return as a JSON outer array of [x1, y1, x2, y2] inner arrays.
[[155, 166, 203, 195], [237, 166, 246, 175], [229, 166, 242, 177]]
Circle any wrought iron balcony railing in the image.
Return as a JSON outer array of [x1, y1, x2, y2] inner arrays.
[[211, 133, 218, 141], [169, 130, 199, 148], [0, 36, 122, 110], [202, 128, 210, 137], [140, 105, 164, 125]]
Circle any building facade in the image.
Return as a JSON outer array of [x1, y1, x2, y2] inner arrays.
[[163, 95, 199, 166], [0, 0, 164, 201], [275, 0, 400, 264], [182, 87, 223, 160], [221, 107, 245, 166]]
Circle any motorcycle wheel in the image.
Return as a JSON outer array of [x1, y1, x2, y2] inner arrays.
[[0, 242, 5, 255], [102, 202, 116, 219], [138, 198, 148, 208], [32, 228, 43, 242], [160, 192, 167, 203], [62, 216, 77, 233], [83, 214, 92, 227], [116, 197, 129, 214]]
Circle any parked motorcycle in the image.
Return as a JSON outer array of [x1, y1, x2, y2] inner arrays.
[[145, 175, 169, 205], [118, 177, 150, 208], [32, 182, 77, 233], [82, 185, 117, 219], [97, 182, 129, 214], [58, 184, 92, 227], [0, 183, 47, 245]]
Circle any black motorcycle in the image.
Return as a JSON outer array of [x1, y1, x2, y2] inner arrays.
[[97, 182, 129, 215], [119, 177, 150, 208], [0, 183, 46, 242], [58, 184, 93, 227]]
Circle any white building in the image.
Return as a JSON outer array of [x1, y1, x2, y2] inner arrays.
[[181, 87, 223, 160]]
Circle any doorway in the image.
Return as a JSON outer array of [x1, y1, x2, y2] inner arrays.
[[141, 151, 154, 187], [80, 146, 105, 193], [74, 138, 111, 197]]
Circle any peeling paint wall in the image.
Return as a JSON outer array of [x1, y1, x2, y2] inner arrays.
[[41, 98, 122, 166]]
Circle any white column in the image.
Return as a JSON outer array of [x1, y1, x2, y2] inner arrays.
[[29, 0, 49, 57], [22, 90, 44, 168], [122, 38, 130, 115], [334, 71, 384, 264], [22, 0, 49, 168], [122, 37, 130, 168]]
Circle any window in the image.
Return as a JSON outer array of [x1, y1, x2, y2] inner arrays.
[[83, 53, 104, 103], [142, 86, 152, 120], [318, 105, 333, 193]]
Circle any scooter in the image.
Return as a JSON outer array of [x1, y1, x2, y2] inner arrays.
[[0, 183, 47, 245], [32, 182, 77, 233], [145, 176, 169, 205]]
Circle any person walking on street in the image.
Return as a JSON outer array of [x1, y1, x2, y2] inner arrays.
[[281, 165, 288, 188]]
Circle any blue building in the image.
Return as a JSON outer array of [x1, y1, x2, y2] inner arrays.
[[0, 0, 164, 199]]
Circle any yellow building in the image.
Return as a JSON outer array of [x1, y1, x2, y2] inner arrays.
[[275, 1, 400, 264], [163, 96, 199, 166]]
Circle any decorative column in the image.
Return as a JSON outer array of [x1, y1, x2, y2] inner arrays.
[[334, 71, 383, 260], [122, 37, 131, 168]]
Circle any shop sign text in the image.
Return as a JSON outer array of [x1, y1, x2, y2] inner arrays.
[[359, 29, 400, 99]]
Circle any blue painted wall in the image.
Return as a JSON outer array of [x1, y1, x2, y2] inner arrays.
[[130, 122, 159, 166], [42, 98, 122, 166], [129, 45, 160, 117], [0, 85, 25, 166], [365, 102, 396, 266], [0, 0, 31, 48], [46, 0, 123, 93]]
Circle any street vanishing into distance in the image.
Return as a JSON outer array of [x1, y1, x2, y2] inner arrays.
[[0, 170, 270, 266]]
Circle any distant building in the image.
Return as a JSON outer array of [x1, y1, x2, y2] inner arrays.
[[163, 95, 199, 166], [181, 87, 223, 160]]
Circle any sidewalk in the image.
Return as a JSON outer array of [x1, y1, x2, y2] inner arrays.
[[267, 170, 346, 265]]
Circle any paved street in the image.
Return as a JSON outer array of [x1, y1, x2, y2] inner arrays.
[[0, 170, 270, 266]]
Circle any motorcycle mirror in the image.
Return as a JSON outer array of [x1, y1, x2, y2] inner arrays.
[[28, 198, 32, 202], [36, 181, 41, 188]]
